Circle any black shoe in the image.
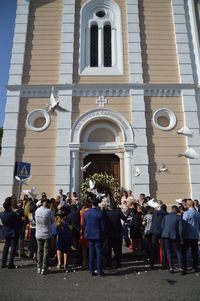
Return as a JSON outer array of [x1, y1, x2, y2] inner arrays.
[[168, 268, 174, 274], [8, 264, 17, 269], [1, 264, 7, 268], [161, 266, 168, 270], [20, 253, 28, 259], [98, 271, 105, 277], [90, 272, 97, 276], [180, 269, 187, 275], [192, 268, 198, 273]]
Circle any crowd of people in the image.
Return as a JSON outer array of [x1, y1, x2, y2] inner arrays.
[[0, 188, 200, 277]]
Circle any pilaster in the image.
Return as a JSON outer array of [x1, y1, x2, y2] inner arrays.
[[71, 148, 80, 193], [130, 91, 150, 197], [126, 0, 143, 83], [60, 0, 75, 84], [182, 89, 200, 199], [0, 0, 30, 204], [55, 0, 76, 194], [172, 0, 200, 199], [55, 91, 72, 194], [172, 0, 194, 84], [126, 0, 150, 197]]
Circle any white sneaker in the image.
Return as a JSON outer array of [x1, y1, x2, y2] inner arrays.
[[37, 268, 41, 274], [41, 268, 49, 275]]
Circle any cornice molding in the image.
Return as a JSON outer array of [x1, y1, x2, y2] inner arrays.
[[7, 83, 199, 98]]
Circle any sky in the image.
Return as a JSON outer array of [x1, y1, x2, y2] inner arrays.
[[0, 0, 16, 127]]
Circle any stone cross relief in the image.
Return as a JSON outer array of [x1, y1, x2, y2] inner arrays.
[[96, 96, 108, 108]]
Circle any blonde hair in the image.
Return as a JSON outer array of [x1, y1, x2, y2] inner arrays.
[[55, 195, 61, 203], [55, 215, 62, 227], [24, 200, 33, 217]]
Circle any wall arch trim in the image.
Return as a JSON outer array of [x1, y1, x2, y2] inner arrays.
[[70, 109, 134, 145]]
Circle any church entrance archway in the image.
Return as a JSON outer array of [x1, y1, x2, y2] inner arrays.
[[83, 154, 120, 184], [70, 109, 135, 193]]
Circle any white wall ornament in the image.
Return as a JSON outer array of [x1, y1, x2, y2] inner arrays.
[[96, 96, 108, 108], [158, 163, 168, 173], [25, 89, 69, 132], [134, 166, 140, 177], [152, 108, 177, 131], [26, 109, 51, 132], [47, 90, 60, 111], [177, 126, 193, 136], [178, 148, 200, 159]]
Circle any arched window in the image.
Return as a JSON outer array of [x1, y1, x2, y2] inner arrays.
[[90, 25, 98, 67], [80, 0, 124, 75], [104, 24, 112, 67]]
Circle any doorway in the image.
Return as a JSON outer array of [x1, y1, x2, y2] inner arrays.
[[83, 154, 120, 184]]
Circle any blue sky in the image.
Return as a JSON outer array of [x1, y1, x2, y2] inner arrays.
[[0, 0, 16, 127]]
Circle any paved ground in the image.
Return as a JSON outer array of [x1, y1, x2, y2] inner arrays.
[[0, 248, 200, 301]]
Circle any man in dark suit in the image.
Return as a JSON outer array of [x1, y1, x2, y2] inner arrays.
[[66, 204, 81, 264], [180, 199, 200, 275], [161, 205, 182, 273], [150, 204, 167, 269], [194, 199, 200, 213], [84, 196, 105, 276], [0, 197, 20, 269], [105, 203, 126, 268], [66, 204, 80, 245]]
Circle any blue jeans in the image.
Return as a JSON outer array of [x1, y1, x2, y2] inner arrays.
[[163, 238, 181, 269], [88, 240, 103, 275], [123, 223, 131, 247]]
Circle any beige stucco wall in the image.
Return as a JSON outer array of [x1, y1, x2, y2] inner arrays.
[[22, 0, 63, 84], [14, 98, 57, 197], [139, 0, 180, 83], [72, 96, 131, 125], [145, 96, 191, 202], [73, 0, 129, 84], [14, 0, 64, 197]]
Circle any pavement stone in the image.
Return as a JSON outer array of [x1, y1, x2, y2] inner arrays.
[[0, 246, 200, 301]]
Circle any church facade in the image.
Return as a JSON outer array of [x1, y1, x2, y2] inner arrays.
[[0, 0, 200, 204]]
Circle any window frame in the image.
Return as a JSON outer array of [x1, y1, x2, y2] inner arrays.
[[79, 0, 124, 76]]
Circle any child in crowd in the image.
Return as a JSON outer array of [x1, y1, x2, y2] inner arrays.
[[52, 213, 72, 270]]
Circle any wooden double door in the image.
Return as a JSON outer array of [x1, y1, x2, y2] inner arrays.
[[83, 154, 120, 184]]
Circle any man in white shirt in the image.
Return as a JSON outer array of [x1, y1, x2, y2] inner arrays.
[[35, 198, 54, 275]]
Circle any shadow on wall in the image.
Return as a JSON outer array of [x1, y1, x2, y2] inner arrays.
[[139, 1, 157, 197], [73, 0, 81, 83], [138, 0, 150, 83], [145, 98, 158, 198]]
